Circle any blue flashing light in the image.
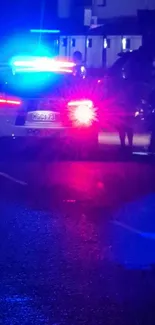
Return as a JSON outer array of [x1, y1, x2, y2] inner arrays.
[[11, 56, 50, 68], [30, 29, 60, 34], [10, 55, 75, 74]]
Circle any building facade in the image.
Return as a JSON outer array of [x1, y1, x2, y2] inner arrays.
[[57, 0, 155, 26], [59, 34, 142, 68], [92, 0, 155, 20]]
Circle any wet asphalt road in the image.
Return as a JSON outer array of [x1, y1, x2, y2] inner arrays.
[[1, 150, 155, 324]]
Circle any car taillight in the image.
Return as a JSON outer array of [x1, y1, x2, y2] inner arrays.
[[0, 97, 21, 105], [68, 100, 97, 126]]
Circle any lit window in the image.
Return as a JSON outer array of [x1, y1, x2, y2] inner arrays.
[[104, 39, 107, 48], [55, 39, 59, 46], [104, 38, 110, 48], [122, 38, 130, 50], [122, 38, 126, 50], [62, 38, 67, 47], [126, 38, 131, 49], [72, 39, 76, 47], [87, 38, 92, 48]]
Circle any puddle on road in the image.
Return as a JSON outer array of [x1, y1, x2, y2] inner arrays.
[[24, 162, 155, 210]]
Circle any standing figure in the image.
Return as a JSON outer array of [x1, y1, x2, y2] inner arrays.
[[116, 81, 135, 151]]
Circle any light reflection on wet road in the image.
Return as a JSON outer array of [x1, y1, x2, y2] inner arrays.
[[0, 159, 155, 324]]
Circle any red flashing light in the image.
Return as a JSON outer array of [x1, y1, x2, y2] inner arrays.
[[0, 98, 21, 105], [68, 99, 97, 126], [68, 100, 93, 108]]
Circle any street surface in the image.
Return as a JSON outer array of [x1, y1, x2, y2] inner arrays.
[[0, 144, 155, 324], [99, 132, 150, 146]]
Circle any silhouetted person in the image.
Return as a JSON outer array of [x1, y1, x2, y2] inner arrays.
[[73, 51, 82, 65], [116, 81, 135, 151], [118, 105, 134, 151]]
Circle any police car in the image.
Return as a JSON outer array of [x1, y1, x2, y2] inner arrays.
[[0, 56, 99, 151]]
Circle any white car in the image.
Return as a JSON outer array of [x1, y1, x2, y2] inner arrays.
[[0, 57, 99, 151]]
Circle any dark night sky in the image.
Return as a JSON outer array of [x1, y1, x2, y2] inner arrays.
[[0, 0, 59, 59], [0, 0, 58, 32]]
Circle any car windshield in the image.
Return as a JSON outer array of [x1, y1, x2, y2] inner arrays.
[[2, 71, 78, 98]]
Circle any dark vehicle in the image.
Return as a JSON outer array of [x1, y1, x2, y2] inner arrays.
[[104, 46, 155, 151]]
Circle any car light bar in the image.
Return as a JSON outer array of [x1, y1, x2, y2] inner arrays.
[[68, 100, 93, 108], [0, 98, 21, 105], [11, 56, 75, 73], [13, 67, 73, 73]]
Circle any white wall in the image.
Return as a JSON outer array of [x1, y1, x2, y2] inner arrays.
[[59, 35, 103, 67], [93, 0, 155, 19], [130, 35, 142, 51], [59, 34, 142, 68], [86, 36, 103, 68], [68, 36, 86, 60], [106, 36, 122, 67], [59, 35, 86, 60], [59, 36, 68, 57], [106, 35, 142, 67]]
